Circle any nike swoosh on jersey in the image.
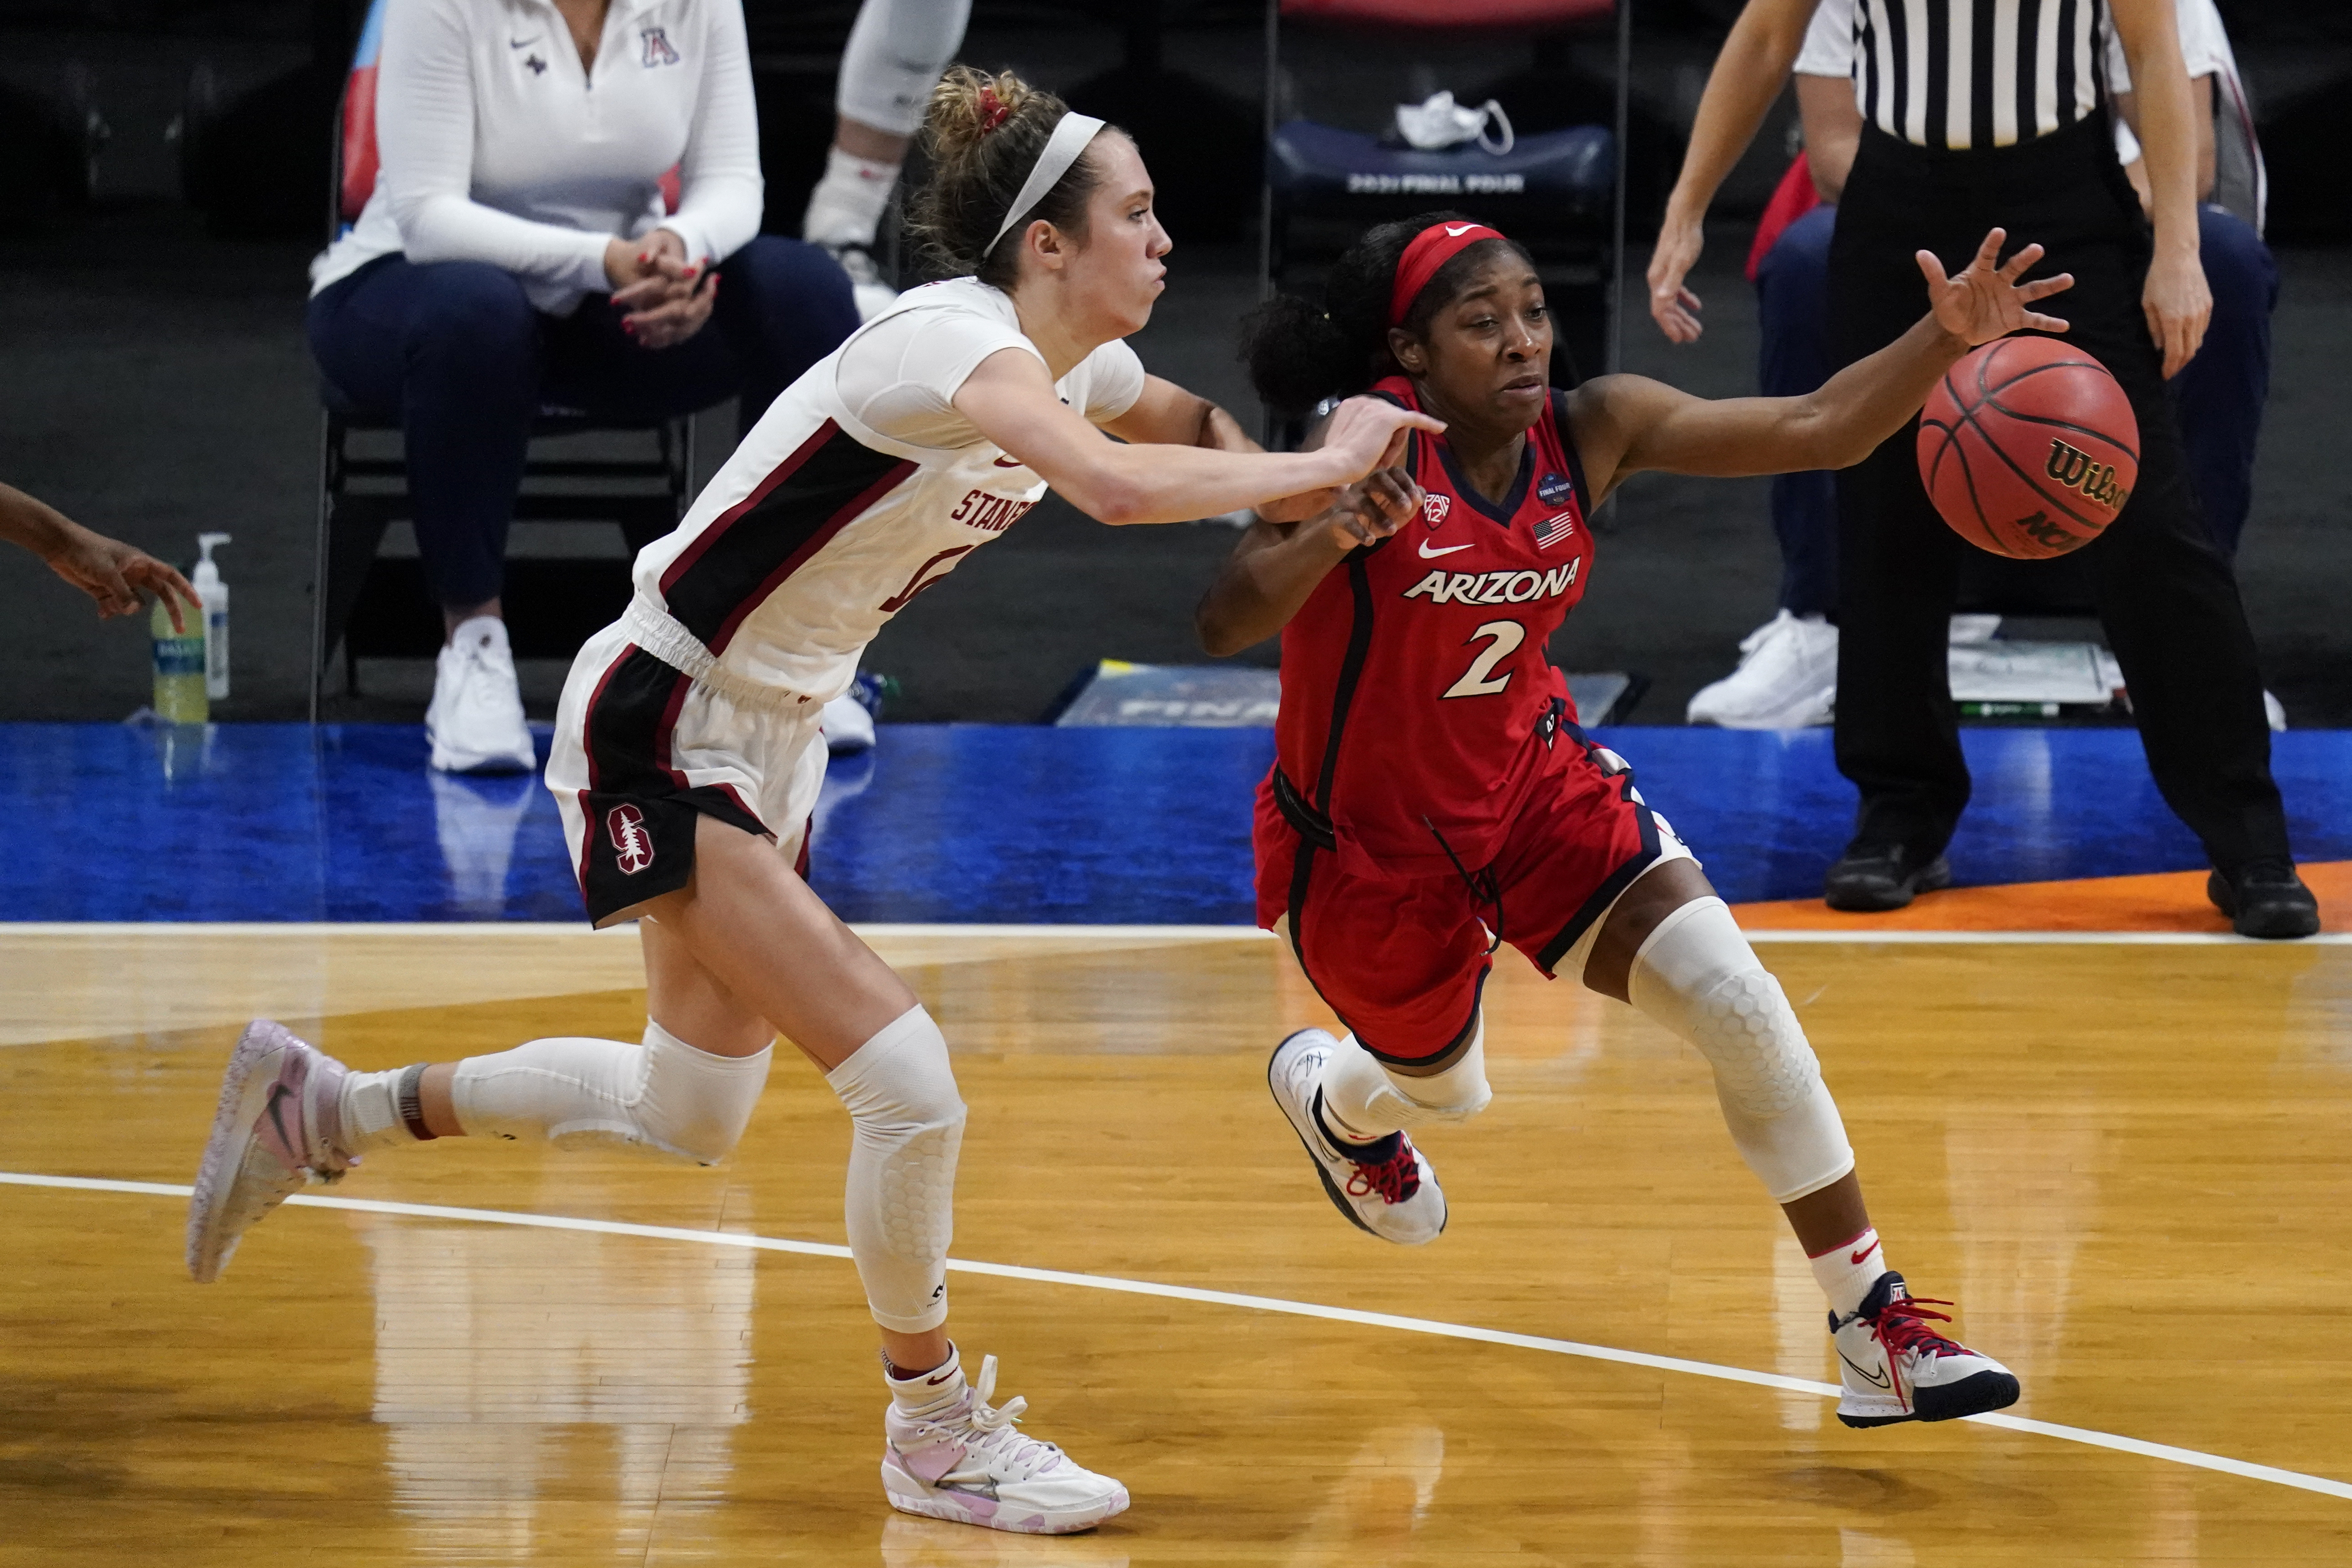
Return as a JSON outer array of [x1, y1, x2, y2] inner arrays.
[[1417, 539, 1472, 558], [991, 454, 1027, 468], [511, 36, 540, 48]]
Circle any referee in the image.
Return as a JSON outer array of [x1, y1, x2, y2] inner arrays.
[[1650, 0, 2315, 938]]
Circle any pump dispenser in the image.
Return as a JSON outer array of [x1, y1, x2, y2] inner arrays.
[[193, 532, 231, 701]]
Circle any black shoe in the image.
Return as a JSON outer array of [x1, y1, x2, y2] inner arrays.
[[2207, 859, 2320, 939], [1824, 842, 1953, 912]]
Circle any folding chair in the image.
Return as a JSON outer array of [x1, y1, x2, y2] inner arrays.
[[1261, 0, 1628, 444], [309, 0, 696, 719]]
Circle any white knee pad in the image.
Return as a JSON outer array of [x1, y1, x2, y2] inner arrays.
[[1320, 1017, 1494, 1141], [837, 0, 974, 135], [450, 1022, 773, 1166], [826, 1005, 966, 1334], [1626, 898, 1855, 1202]]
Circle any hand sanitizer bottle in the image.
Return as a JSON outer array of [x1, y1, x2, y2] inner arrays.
[[193, 532, 232, 700], [151, 581, 208, 725]]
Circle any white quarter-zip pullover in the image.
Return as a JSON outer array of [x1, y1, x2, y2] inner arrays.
[[310, 0, 763, 313]]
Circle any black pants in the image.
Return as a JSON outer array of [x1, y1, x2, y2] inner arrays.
[[1828, 111, 2289, 872]]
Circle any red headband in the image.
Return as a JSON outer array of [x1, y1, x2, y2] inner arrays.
[[1388, 221, 1507, 328]]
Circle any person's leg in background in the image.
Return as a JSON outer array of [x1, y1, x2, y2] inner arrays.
[[2028, 200, 2310, 937], [803, 0, 975, 317], [2170, 206, 2278, 562], [307, 256, 543, 774], [1821, 145, 1976, 910], [1689, 203, 1842, 729]]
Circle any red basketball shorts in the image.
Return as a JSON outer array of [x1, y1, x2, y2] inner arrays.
[[1255, 727, 1693, 1064]]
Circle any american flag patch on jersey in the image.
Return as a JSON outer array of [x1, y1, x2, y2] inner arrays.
[[1534, 511, 1577, 549]]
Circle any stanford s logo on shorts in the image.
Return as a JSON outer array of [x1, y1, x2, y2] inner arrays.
[[606, 803, 655, 875]]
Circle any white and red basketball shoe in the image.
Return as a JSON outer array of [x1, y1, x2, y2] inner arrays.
[[1266, 1028, 1447, 1246], [1831, 1271, 2021, 1427], [881, 1352, 1129, 1534], [186, 1021, 356, 1283]]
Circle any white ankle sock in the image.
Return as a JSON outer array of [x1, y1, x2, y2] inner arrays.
[[802, 147, 901, 248], [339, 1064, 432, 1156], [886, 1343, 965, 1416], [1809, 1226, 1887, 1317]]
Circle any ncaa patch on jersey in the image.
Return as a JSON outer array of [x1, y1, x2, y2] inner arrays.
[[1422, 493, 1452, 527], [1535, 511, 1576, 549], [1537, 471, 1574, 507]]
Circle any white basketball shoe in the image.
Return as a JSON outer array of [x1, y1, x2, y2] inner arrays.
[[1831, 1271, 2021, 1427], [1266, 1028, 1447, 1245], [187, 1021, 357, 1283], [426, 615, 536, 775], [1686, 610, 1838, 729], [881, 1351, 1130, 1534]]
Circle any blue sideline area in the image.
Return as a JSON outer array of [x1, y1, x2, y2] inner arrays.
[[3, 723, 2348, 923]]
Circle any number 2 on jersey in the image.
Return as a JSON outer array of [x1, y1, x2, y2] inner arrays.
[[1443, 620, 1524, 698]]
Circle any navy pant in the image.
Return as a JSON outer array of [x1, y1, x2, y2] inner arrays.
[[309, 236, 859, 609], [1754, 199, 2276, 599]]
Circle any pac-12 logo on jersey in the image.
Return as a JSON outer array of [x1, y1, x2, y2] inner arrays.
[[1534, 511, 1576, 549], [606, 803, 654, 875], [1536, 471, 1574, 507], [1422, 493, 1452, 527]]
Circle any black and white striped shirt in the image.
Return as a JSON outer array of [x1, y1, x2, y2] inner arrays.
[[1852, 0, 2111, 151]]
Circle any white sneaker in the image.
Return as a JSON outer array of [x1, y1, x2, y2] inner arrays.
[[881, 1351, 1130, 1535], [833, 246, 902, 322], [1266, 1028, 1447, 1246], [426, 616, 536, 774], [1831, 1271, 2021, 1428], [822, 690, 877, 755], [1686, 610, 1838, 729], [187, 1021, 356, 1283]]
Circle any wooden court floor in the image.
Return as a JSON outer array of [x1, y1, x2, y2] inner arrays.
[[2, 924, 2348, 1565]]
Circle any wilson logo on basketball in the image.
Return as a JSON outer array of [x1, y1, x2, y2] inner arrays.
[[606, 804, 654, 876], [2044, 439, 2130, 513]]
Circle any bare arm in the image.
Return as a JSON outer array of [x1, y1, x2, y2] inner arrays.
[[1574, 229, 2073, 499], [1195, 468, 1422, 656], [2112, 76, 2217, 210], [1796, 72, 1862, 202], [1650, 0, 1822, 343], [952, 351, 1440, 526], [2111, 0, 2210, 376], [1101, 374, 1253, 453], [0, 483, 198, 627]]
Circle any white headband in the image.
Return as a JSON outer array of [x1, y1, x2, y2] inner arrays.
[[986, 112, 1107, 256]]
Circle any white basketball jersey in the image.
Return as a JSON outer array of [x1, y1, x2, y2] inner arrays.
[[619, 277, 1146, 700]]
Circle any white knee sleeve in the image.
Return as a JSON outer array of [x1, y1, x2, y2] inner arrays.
[[837, 0, 973, 135], [1626, 898, 1855, 1203], [826, 1005, 966, 1334], [450, 1022, 772, 1165], [1319, 1018, 1494, 1141]]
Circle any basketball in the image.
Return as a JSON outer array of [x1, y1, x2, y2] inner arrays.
[[1917, 336, 2139, 559]]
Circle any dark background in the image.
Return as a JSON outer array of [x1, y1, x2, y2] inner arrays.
[[2, 0, 2346, 724]]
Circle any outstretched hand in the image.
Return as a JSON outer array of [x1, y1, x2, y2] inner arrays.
[[1311, 465, 1422, 551], [47, 523, 199, 628], [1321, 395, 1445, 485], [1918, 228, 2074, 346]]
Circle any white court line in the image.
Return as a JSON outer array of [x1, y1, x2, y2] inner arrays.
[[5, 1169, 2346, 1505], [2, 922, 2342, 945]]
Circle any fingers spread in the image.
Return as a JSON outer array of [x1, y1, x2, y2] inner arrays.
[[2019, 272, 2074, 300], [1998, 241, 2045, 280]]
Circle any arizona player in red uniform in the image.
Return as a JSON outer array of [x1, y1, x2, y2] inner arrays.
[[1200, 214, 2071, 1429]]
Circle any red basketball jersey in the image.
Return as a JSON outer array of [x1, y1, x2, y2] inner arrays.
[[1270, 375, 1596, 879]]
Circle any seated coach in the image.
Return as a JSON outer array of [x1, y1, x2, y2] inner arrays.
[[308, 0, 860, 774]]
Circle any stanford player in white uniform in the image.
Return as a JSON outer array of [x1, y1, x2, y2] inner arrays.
[[183, 67, 1434, 1535]]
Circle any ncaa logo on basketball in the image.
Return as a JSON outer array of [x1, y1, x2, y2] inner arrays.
[[606, 804, 655, 875], [1422, 493, 1451, 528]]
